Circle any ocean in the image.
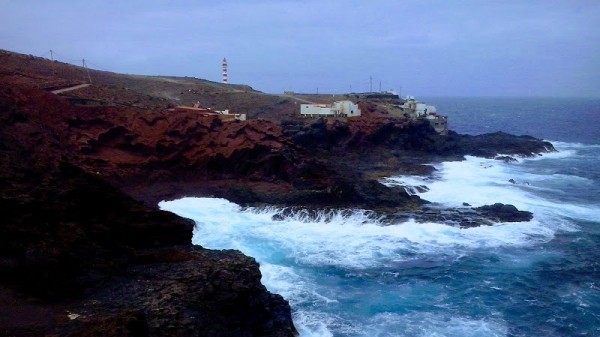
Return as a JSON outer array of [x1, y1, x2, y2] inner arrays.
[[160, 97, 600, 337]]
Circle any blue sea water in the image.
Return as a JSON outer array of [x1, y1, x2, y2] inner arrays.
[[424, 97, 600, 145], [161, 97, 600, 337]]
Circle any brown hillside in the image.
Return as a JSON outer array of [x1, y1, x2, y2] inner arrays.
[[0, 49, 299, 120]]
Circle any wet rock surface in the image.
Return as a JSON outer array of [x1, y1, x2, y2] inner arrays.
[[390, 203, 533, 228], [269, 203, 534, 229], [475, 203, 533, 223]]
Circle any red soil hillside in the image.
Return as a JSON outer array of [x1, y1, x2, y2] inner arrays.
[[0, 49, 300, 120]]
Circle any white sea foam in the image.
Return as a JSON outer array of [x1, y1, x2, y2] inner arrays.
[[160, 198, 561, 272], [547, 140, 600, 149], [293, 311, 336, 337], [260, 263, 338, 306], [524, 149, 577, 161], [367, 312, 508, 337], [383, 155, 598, 223], [292, 311, 509, 337]]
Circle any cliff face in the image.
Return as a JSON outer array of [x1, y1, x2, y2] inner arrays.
[[0, 84, 297, 335], [1, 84, 419, 210]]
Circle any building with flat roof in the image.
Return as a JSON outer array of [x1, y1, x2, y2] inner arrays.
[[300, 100, 361, 118]]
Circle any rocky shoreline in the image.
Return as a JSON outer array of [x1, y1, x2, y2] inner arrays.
[[0, 51, 555, 336]]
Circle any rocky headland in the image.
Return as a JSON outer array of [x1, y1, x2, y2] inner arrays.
[[0, 50, 554, 336]]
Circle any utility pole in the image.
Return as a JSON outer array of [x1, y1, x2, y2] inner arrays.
[[82, 59, 92, 84], [369, 76, 372, 92], [49, 50, 56, 75]]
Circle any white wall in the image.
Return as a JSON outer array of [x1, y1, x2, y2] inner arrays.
[[301, 104, 333, 116], [301, 101, 361, 117], [416, 103, 428, 116], [333, 101, 361, 117]]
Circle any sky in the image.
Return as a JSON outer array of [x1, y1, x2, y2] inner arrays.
[[1, 0, 599, 97]]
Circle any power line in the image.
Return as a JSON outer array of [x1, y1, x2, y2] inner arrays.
[[46, 49, 84, 65], [45, 49, 112, 73], [85, 60, 110, 72]]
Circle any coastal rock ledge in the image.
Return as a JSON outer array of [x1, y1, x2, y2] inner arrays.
[[0, 162, 297, 337]]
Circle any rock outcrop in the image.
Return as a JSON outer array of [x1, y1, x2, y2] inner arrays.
[[475, 203, 534, 223]]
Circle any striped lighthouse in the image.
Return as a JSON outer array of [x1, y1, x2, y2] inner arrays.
[[222, 57, 228, 84]]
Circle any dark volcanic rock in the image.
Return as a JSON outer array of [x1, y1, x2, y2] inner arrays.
[[495, 155, 518, 163], [390, 203, 533, 228], [0, 161, 194, 298], [447, 131, 555, 158], [0, 163, 297, 336], [475, 203, 533, 223], [71, 247, 296, 337]]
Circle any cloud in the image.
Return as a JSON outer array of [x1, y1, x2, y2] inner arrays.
[[1, 0, 599, 96]]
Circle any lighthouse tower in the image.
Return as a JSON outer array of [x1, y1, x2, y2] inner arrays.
[[222, 58, 228, 84]]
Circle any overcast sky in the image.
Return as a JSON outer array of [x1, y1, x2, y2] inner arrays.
[[1, 0, 599, 96]]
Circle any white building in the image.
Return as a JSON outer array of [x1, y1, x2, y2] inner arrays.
[[401, 98, 437, 118], [415, 103, 428, 117], [300, 100, 361, 117], [400, 96, 448, 135], [332, 101, 361, 116]]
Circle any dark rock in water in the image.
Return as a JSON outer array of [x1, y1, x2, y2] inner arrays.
[[508, 179, 516, 184], [270, 206, 379, 223], [475, 203, 533, 223], [388, 203, 533, 228], [389, 206, 491, 228], [414, 185, 430, 193], [495, 155, 518, 163], [448, 131, 556, 158]]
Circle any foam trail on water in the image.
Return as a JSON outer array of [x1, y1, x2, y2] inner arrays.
[[368, 313, 508, 337]]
